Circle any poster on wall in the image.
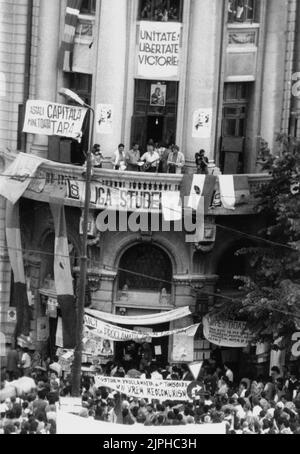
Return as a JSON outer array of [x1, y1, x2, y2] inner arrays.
[[96, 104, 113, 135], [203, 315, 253, 348], [150, 84, 166, 106], [171, 334, 194, 363], [192, 108, 213, 139], [137, 21, 182, 80]]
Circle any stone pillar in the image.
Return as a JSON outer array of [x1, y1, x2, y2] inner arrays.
[[90, 270, 117, 313], [30, 0, 60, 158], [183, 0, 223, 168], [291, 0, 300, 138], [93, 0, 127, 156], [260, 0, 289, 151]]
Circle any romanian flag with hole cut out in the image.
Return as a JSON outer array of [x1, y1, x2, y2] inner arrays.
[[6, 202, 31, 337], [218, 175, 250, 211], [58, 0, 83, 71], [50, 187, 76, 349]]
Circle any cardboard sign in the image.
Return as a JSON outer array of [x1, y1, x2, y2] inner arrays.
[[137, 21, 182, 79], [23, 100, 87, 140], [203, 316, 253, 348], [192, 108, 213, 139]]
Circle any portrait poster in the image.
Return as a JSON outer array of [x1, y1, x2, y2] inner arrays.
[[96, 104, 113, 135], [150, 84, 166, 106], [192, 108, 213, 139]]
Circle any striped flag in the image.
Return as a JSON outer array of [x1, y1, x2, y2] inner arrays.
[[218, 175, 250, 211], [50, 191, 76, 349], [58, 0, 83, 71], [6, 202, 31, 337], [181, 174, 217, 213]]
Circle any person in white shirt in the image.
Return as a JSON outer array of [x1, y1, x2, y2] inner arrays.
[[151, 367, 163, 381], [224, 364, 234, 383], [167, 145, 185, 174], [20, 348, 31, 377], [140, 144, 160, 173], [112, 144, 126, 171]]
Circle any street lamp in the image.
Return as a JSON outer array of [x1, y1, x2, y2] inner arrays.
[[59, 88, 95, 397]]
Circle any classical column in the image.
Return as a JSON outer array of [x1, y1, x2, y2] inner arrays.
[[30, 0, 60, 158], [183, 0, 223, 169], [93, 0, 127, 156], [260, 0, 289, 151]]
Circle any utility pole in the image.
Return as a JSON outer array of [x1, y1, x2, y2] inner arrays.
[[59, 88, 95, 397]]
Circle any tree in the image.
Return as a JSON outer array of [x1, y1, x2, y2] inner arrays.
[[212, 135, 300, 344]]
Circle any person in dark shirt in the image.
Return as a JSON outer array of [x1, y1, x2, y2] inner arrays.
[[195, 149, 209, 174]]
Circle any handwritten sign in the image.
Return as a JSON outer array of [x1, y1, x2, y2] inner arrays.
[[203, 316, 253, 348], [137, 21, 182, 79], [23, 100, 87, 139], [192, 108, 213, 139], [94, 376, 191, 401]]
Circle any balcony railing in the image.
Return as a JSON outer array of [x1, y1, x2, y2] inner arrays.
[[0, 150, 271, 216]]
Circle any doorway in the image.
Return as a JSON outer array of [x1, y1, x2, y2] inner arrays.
[[147, 116, 164, 144], [131, 80, 178, 153]]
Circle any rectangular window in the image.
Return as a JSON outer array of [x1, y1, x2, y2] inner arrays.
[[139, 0, 183, 22], [228, 0, 260, 24], [80, 0, 96, 15]]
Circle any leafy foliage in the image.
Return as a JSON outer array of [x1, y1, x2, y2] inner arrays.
[[211, 135, 300, 342]]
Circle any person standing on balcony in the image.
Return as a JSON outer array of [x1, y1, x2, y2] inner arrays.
[[140, 144, 160, 173], [195, 149, 209, 175], [167, 145, 185, 174], [91, 144, 103, 169], [112, 144, 126, 171], [125, 143, 141, 172]]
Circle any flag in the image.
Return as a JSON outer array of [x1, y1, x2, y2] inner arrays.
[[218, 175, 250, 211], [58, 0, 83, 71], [6, 202, 31, 337], [180, 174, 216, 213], [50, 194, 76, 349], [0, 153, 46, 204], [161, 191, 182, 222]]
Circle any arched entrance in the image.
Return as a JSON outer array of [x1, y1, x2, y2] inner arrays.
[[115, 243, 174, 369]]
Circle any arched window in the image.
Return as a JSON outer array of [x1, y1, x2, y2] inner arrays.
[[118, 243, 172, 292]]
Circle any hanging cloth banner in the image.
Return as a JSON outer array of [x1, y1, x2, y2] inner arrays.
[[6, 201, 31, 337], [50, 193, 76, 349], [218, 175, 250, 211], [84, 314, 199, 342], [203, 315, 253, 348], [85, 306, 191, 326], [0, 153, 46, 204], [95, 376, 191, 402]]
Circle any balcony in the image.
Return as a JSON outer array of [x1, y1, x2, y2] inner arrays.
[[116, 289, 173, 311], [0, 149, 271, 216]]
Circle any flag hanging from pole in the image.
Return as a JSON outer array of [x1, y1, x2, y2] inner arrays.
[[58, 0, 83, 72], [50, 188, 77, 349], [6, 202, 31, 337]]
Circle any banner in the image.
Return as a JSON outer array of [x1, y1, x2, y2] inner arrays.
[[85, 306, 191, 326], [23, 100, 87, 140], [67, 179, 162, 213], [50, 200, 76, 349], [95, 376, 191, 401], [0, 153, 46, 204], [6, 202, 31, 337], [84, 314, 199, 342], [137, 21, 182, 79], [203, 316, 253, 348]]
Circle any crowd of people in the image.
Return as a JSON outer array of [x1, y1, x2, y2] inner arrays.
[[1, 343, 300, 435], [140, 1, 180, 22], [90, 141, 209, 175]]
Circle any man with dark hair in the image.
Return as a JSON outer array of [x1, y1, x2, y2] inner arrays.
[[125, 143, 141, 172], [195, 149, 209, 174]]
